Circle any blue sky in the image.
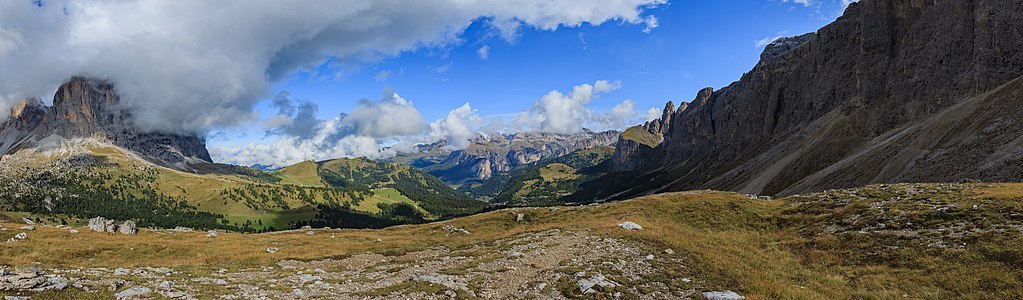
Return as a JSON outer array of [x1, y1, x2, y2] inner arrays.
[[0, 0, 854, 166], [271, 1, 847, 120], [208, 0, 851, 156]]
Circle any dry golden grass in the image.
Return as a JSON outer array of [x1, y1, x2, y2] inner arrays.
[[3, 185, 1022, 299]]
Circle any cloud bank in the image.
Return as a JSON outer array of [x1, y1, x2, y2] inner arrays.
[[214, 80, 646, 168], [0, 0, 665, 134]]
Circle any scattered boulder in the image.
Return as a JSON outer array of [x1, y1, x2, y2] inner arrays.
[[703, 290, 745, 300], [515, 213, 525, 223], [301, 225, 312, 229], [88, 217, 117, 233], [68, 229, 79, 234], [170, 227, 193, 233], [664, 248, 675, 255], [298, 274, 321, 284], [114, 287, 152, 300], [207, 230, 218, 238], [0, 268, 68, 292], [5, 296, 30, 300], [20, 218, 34, 225], [18, 226, 34, 231], [646, 254, 655, 260], [118, 220, 137, 235], [576, 273, 617, 294], [6, 232, 27, 243], [441, 225, 470, 235], [617, 222, 642, 230], [266, 247, 279, 254]]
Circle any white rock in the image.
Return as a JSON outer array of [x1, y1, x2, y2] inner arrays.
[[703, 290, 746, 300], [114, 287, 152, 300], [68, 229, 79, 234], [681, 277, 692, 283], [617, 222, 642, 230], [118, 220, 137, 235], [266, 247, 280, 254], [207, 230, 218, 238], [19, 226, 34, 231], [515, 213, 524, 223], [20, 218, 34, 225], [298, 274, 321, 284], [577, 274, 617, 294], [646, 254, 655, 260], [6, 232, 27, 243], [664, 248, 675, 255], [170, 227, 193, 233]]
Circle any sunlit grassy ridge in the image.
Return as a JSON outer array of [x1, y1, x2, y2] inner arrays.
[[2, 183, 1021, 298], [0, 144, 487, 232]]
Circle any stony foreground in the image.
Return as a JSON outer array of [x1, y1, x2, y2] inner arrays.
[[3, 185, 1023, 299], [1, 228, 698, 299]]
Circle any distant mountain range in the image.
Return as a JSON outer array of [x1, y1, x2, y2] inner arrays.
[[389, 130, 618, 185]]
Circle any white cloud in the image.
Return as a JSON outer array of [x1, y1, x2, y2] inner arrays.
[[755, 34, 785, 48], [645, 107, 661, 122], [841, 0, 859, 8], [429, 103, 483, 149], [213, 87, 429, 168], [783, 0, 815, 7], [434, 63, 452, 73], [477, 44, 490, 60], [0, 0, 665, 134], [374, 70, 391, 81], [512, 80, 631, 134], [641, 15, 658, 33]]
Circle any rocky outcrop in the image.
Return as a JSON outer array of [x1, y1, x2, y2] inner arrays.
[[88, 217, 118, 233], [88, 216, 138, 235], [591, 0, 1023, 199], [0, 268, 69, 292], [610, 101, 677, 172], [0, 77, 213, 171], [425, 130, 618, 183], [119, 220, 138, 235]]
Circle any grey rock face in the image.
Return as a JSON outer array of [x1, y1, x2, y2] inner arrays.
[[703, 290, 746, 300], [0, 268, 69, 292], [0, 77, 212, 172], [601, 0, 1023, 198], [118, 220, 137, 235], [114, 287, 152, 300], [426, 130, 618, 183], [88, 216, 118, 233]]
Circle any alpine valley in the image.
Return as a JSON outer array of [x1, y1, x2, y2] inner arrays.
[[3, 0, 1023, 299]]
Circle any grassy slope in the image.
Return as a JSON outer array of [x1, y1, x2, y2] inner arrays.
[[3, 183, 1022, 298], [273, 160, 324, 187], [0, 144, 480, 231], [620, 126, 662, 147]]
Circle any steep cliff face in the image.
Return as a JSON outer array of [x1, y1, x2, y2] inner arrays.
[[424, 130, 619, 184], [0, 77, 213, 171], [595, 0, 1023, 199]]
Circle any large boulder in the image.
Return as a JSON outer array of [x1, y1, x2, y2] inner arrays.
[[118, 220, 137, 235], [88, 216, 118, 233]]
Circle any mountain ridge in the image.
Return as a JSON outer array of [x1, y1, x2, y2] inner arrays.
[[0, 77, 213, 172], [590, 0, 1023, 200]]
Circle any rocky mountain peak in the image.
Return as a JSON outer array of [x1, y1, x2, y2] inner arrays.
[[592, 0, 1023, 200], [759, 33, 815, 62], [0, 76, 213, 171]]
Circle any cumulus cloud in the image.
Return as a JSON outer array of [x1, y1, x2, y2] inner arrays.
[[374, 70, 391, 81], [477, 44, 490, 60], [511, 80, 641, 134], [0, 0, 665, 134], [645, 107, 662, 122], [429, 103, 483, 149], [214, 87, 431, 168]]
